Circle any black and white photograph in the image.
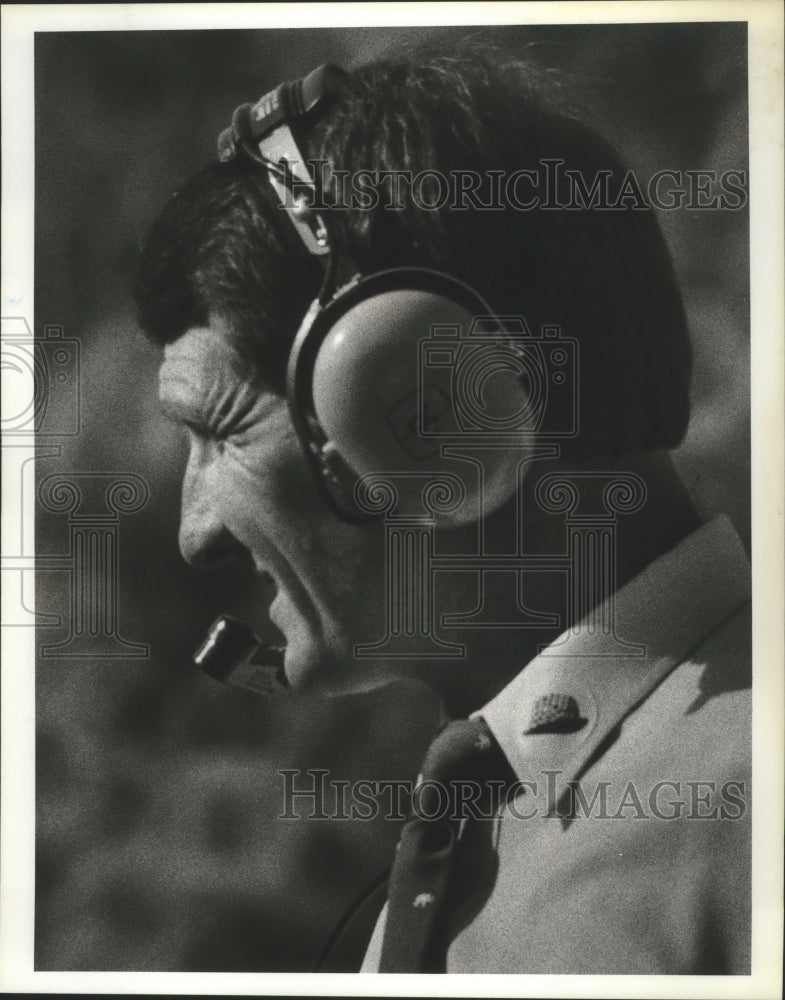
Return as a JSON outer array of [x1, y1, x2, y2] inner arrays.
[[1, 2, 782, 994]]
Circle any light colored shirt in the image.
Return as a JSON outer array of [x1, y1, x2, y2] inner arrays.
[[362, 516, 751, 973]]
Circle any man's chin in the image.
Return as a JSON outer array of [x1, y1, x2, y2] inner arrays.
[[281, 640, 398, 698], [278, 636, 337, 693]]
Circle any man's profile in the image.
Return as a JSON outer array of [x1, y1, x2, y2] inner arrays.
[[134, 45, 751, 973]]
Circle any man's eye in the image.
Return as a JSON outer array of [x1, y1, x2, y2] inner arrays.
[[183, 422, 227, 454]]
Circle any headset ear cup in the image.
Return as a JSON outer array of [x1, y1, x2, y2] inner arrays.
[[305, 271, 534, 525]]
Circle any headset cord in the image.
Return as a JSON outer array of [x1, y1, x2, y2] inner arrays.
[[311, 867, 390, 972]]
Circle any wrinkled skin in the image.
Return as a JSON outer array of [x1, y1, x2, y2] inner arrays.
[[159, 316, 396, 696]]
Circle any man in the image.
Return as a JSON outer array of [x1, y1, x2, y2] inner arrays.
[[135, 47, 751, 973]]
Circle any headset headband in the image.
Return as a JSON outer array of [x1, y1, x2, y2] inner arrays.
[[217, 64, 347, 256]]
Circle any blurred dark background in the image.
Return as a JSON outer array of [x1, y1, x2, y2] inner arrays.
[[34, 22, 749, 971]]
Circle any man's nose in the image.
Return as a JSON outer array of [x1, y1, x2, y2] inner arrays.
[[179, 465, 244, 569]]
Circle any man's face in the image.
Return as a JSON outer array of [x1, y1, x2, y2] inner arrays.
[[158, 315, 392, 695]]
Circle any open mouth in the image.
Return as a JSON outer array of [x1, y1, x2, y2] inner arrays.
[[192, 565, 289, 695]]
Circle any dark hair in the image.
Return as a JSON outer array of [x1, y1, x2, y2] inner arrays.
[[134, 157, 322, 393], [135, 45, 692, 457]]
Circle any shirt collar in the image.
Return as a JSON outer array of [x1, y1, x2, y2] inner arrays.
[[475, 516, 751, 785]]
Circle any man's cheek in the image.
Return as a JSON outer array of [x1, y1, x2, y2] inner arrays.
[[222, 439, 314, 509]]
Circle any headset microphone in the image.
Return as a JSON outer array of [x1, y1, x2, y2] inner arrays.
[[218, 64, 534, 527]]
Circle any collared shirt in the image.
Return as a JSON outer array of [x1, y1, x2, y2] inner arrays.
[[362, 516, 751, 973]]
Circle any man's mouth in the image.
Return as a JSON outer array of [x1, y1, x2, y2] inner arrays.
[[242, 565, 288, 676]]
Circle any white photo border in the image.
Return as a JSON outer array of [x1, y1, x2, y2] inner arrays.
[[1, 2, 782, 997]]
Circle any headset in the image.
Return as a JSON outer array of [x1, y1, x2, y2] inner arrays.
[[217, 63, 538, 528], [212, 65, 540, 969]]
